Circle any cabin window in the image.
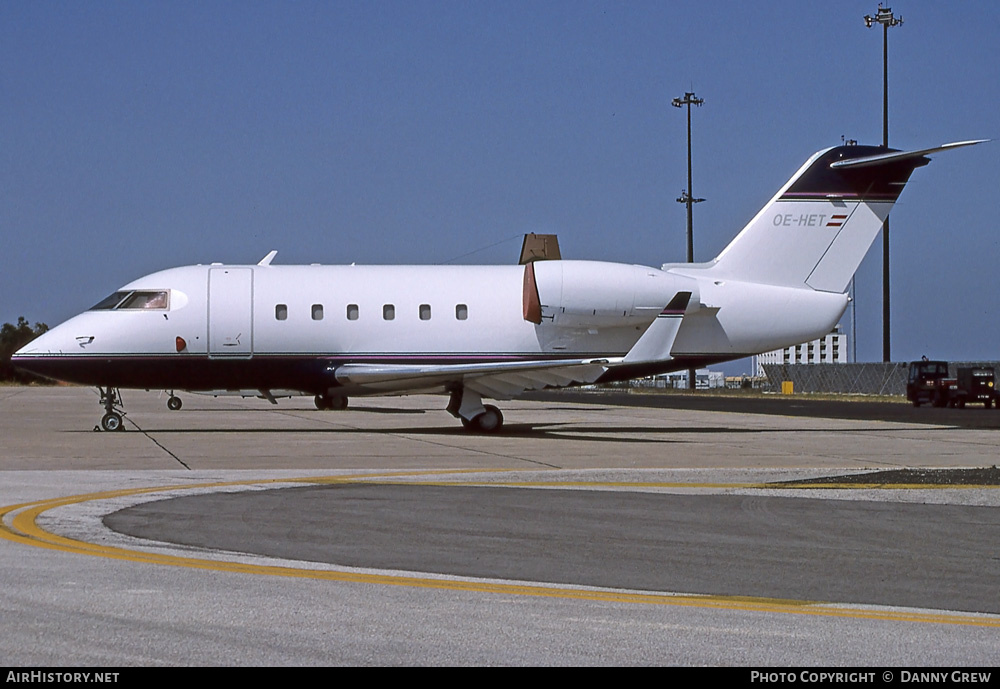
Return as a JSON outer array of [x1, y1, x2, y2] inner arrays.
[[311, 304, 324, 321], [383, 304, 395, 321], [419, 304, 431, 321], [456, 304, 468, 320], [347, 304, 359, 321], [275, 304, 288, 321]]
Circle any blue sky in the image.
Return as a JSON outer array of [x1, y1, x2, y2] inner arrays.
[[2, 1, 997, 371]]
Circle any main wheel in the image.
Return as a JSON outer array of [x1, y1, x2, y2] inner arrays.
[[101, 412, 123, 432], [472, 405, 504, 433], [167, 396, 182, 411], [315, 395, 348, 410]]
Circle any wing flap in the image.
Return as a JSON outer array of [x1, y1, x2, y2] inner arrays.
[[334, 358, 616, 397]]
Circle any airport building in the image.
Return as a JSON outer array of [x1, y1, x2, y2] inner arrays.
[[753, 326, 846, 378], [638, 368, 725, 390]]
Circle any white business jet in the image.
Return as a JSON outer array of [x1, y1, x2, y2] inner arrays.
[[13, 140, 984, 432]]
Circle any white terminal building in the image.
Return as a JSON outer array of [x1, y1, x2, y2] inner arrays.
[[753, 325, 847, 377]]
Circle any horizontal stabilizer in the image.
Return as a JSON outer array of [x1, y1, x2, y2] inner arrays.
[[829, 140, 988, 169], [622, 292, 691, 364]]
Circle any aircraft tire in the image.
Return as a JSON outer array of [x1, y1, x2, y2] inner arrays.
[[167, 396, 182, 411], [315, 395, 348, 411], [472, 405, 504, 433], [101, 412, 123, 432]]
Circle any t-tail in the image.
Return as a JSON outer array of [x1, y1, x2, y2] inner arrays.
[[704, 140, 986, 293]]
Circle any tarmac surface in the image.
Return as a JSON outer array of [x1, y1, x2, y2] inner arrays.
[[2, 386, 999, 666], [528, 388, 1000, 429]]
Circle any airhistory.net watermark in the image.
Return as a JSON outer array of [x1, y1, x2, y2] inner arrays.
[[6, 673, 119, 684]]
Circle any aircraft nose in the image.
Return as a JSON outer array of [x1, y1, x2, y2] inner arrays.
[[9, 320, 91, 384], [13, 328, 56, 357], [11, 320, 86, 365], [9, 329, 51, 379]]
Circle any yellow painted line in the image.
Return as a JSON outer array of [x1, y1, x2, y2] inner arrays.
[[2, 473, 999, 629]]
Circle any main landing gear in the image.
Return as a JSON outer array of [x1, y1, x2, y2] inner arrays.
[[314, 394, 349, 411], [166, 392, 183, 411], [97, 387, 126, 432], [448, 388, 504, 433]]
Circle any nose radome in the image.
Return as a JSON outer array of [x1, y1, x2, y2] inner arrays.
[[12, 321, 78, 357], [13, 328, 54, 356]]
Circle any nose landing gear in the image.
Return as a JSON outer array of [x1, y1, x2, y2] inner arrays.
[[97, 387, 125, 432]]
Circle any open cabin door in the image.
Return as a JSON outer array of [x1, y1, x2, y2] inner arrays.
[[208, 267, 253, 358]]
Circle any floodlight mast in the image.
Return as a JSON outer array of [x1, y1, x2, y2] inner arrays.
[[864, 4, 902, 363], [671, 92, 704, 264], [672, 91, 704, 390]]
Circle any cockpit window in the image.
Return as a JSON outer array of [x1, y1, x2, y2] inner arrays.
[[89, 290, 169, 311], [119, 291, 169, 309], [90, 292, 131, 310]]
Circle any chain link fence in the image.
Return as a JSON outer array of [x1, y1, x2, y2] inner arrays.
[[761, 361, 1000, 395]]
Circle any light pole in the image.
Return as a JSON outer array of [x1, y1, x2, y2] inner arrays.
[[865, 5, 902, 363], [672, 92, 704, 389], [672, 92, 704, 263]]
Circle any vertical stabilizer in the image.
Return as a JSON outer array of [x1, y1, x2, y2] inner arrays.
[[708, 141, 984, 293]]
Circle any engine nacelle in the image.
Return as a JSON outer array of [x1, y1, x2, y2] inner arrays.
[[527, 260, 699, 328]]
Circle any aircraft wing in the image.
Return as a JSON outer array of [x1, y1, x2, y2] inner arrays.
[[333, 291, 693, 399], [334, 357, 619, 399]]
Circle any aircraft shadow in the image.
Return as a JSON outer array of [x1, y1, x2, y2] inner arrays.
[[164, 405, 426, 415], [75, 422, 948, 444]]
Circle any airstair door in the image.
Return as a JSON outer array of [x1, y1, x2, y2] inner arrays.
[[208, 267, 253, 358]]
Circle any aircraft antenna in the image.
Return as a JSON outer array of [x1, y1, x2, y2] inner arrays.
[[440, 233, 523, 264]]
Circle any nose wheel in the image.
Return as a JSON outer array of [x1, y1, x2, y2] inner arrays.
[[101, 412, 123, 432], [167, 394, 183, 411], [97, 387, 126, 432]]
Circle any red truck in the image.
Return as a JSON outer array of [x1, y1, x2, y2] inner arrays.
[[907, 360, 998, 408]]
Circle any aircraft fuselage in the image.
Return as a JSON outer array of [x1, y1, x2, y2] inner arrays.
[[15, 260, 846, 395]]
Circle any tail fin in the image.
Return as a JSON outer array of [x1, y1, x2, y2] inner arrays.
[[709, 140, 985, 293]]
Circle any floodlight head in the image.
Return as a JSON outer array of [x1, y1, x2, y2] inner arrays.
[[672, 92, 704, 108], [865, 5, 902, 28]]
